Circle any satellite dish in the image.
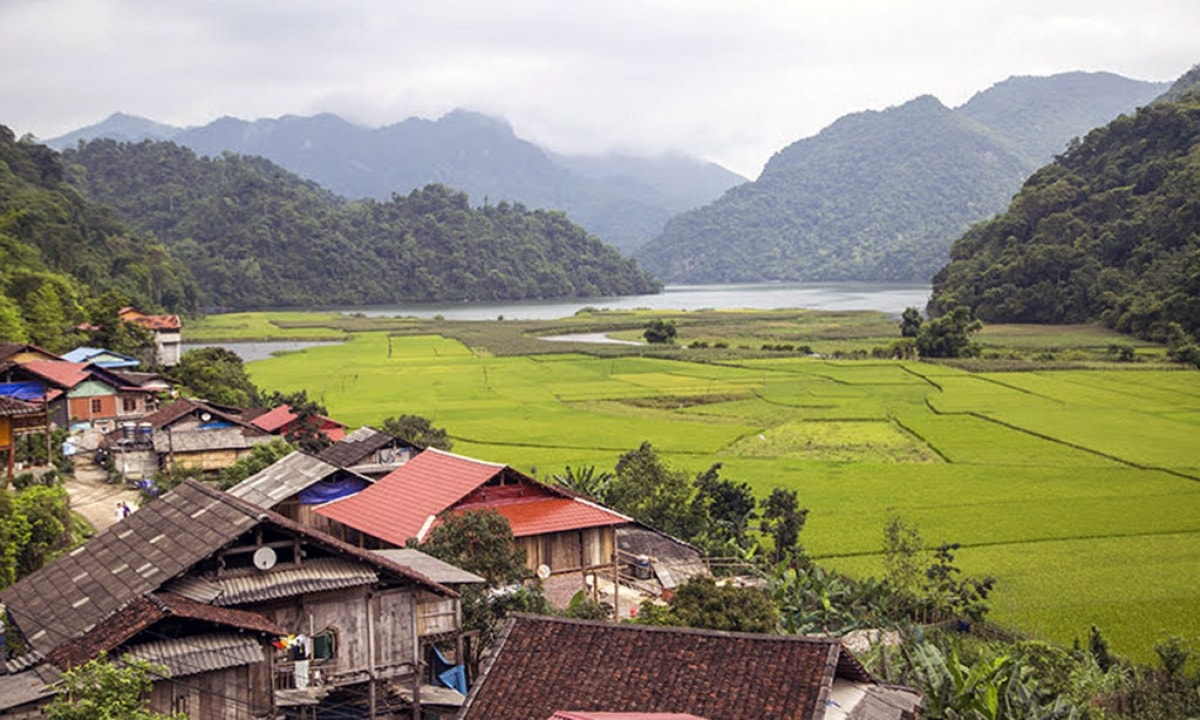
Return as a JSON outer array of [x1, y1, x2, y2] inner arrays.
[[253, 546, 277, 570], [200, 412, 213, 422], [536, 564, 551, 580]]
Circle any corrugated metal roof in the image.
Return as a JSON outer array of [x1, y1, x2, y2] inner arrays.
[[227, 451, 343, 509], [20, 361, 91, 389], [464, 497, 628, 537], [316, 448, 505, 546], [0, 669, 51, 712], [122, 632, 262, 677], [372, 549, 484, 585], [207, 557, 378, 606]]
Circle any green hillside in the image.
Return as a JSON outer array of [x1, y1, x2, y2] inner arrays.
[[0, 126, 195, 350], [62, 139, 662, 309], [635, 72, 1166, 284], [929, 92, 1200, 346]]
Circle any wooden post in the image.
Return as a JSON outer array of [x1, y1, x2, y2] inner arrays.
[[612, 553, 619, 621]]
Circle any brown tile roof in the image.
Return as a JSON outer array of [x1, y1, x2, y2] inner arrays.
[[460, 615, 874, 720], [0, 479, 456, 665], [0, 396, 43, 417], [316, 426, 402, 467]]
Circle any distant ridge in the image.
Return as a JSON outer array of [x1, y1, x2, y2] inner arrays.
[[634, 71, 1169, 284], [48, 110, 746, 254]]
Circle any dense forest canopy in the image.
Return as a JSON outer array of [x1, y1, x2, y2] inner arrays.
[[929, 92, 1200, 345], [0, 126, 195, 350], [634, 72, 1166, 285], [62, 138, 662, 309]]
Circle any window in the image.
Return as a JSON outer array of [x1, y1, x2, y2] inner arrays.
[[312, 628, 338, 661], [90, 398, 103, 415], [122, 397, 138, 413]]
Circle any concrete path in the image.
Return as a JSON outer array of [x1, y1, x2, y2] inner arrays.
[[66, 454, 141, 534]]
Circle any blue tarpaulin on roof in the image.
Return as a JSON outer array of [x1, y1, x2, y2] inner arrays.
[[0, 382, 46, 401], [297, 477, 369, 505]]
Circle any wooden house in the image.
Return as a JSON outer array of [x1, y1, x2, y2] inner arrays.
[[104, 398, 275, 478], [315, 449, 632, 583], [0, 396, 49, 486], [316, 425, 419, 478], [0, 342, 61, 365], [0, 480, 467, 719], [458, 615, 922, 720], [228, 450, 375, 532], [0, 360, 156, 433], [118, 306, 182, 367]]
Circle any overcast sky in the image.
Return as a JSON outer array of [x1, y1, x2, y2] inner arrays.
[[1, 0, 1196, 177]]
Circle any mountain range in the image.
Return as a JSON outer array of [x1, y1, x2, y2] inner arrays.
[[48, 111, 746, 255], [634, 72, 1170, 283]]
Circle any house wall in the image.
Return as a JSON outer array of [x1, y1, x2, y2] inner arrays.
[[416, 591, 460, 637], [517, 527, 615, 576], [148, 663, 271, 720], [258, 586, 419, 688], [170, 447, 251, 471], [156, 330, 181, 367], [68, 394, 117, 425]]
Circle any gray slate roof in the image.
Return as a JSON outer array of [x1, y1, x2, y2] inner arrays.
[[372, 549, 485, 585], [227, 451, 345, 509], [317, 426, 402, 468]]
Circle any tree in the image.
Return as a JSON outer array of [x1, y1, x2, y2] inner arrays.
[[420, 509, 547, 676], [899, 306, 924, 338], [169, 347, 259, 407], [551, 464, 613, 501], [12, 484, 72, 578], [643, 318, 677, 344], [882, 510, 925, 614], [607, 442, 699, 540], [690, 463, 757, 555], [759, 488, 808, 567], [916, 306, 983, 358], [0, 488, 30, 589], [46, 652, 182, 720], [214, 438, 294, 490], [381, 414, 453, 450], [0, 295, 29, 342], [636, 575, 777, 633], [83, 290, 157, 363]]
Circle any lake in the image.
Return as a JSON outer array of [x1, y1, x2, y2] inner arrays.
[[338, 282, 932, 321]]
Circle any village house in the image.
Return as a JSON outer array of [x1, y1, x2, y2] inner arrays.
[[117, 306, 182, 367], [316, 425, 420, 478], [0, 395, 49, 485], [101, 397, 275, 479], [0, 359, 157, 434], [0, 342, 61, 366], [314, 449, 632, 591], [457, 614, 922, 720], [0, 479, 475, 719], [60, 346, 143, 369]]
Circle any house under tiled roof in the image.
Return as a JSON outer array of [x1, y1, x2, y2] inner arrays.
[[0, 479, 456, 665], [316, 426, 399, 467], [459, 615, 921, 720]]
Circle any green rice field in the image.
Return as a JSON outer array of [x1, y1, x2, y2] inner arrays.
[[237, 321, 1200, 662]]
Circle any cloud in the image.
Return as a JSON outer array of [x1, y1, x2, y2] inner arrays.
[[1, 0, 1196, 176]]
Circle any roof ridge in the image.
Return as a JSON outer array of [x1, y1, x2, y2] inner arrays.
[[423, 446, 505, 468], [507, 612, 844, 645]]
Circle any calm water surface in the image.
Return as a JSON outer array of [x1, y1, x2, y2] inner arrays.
[[340, 282, 931, 321]]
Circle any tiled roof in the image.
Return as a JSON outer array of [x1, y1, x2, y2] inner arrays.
[[316, 448, 505, 545], [140, 397, 255, 431], [461, 615, 874, 720], [0, 396, 43, 416], [152, 427, 273, 453], [0, 480, 456, 663], [227, 451, 345, 509], [122, 632, 263, 678], [549, 714, 710, 720], [317, 426, 402, 467], [462, 497, 628, 537], [119, 307, 182, 331]]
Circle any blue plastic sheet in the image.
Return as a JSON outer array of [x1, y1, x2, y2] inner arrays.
[[297, 476, 369, 505]]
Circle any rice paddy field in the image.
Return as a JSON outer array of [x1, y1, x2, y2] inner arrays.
[[224, 313, 1200, 662]]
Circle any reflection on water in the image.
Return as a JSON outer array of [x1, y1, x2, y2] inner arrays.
[[181, 340, 344, 363], [338, 282, 931, 321]]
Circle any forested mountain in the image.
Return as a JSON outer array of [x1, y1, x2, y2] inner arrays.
[[50, 110, 746, 254], [929, 91, 1200, 344], [634, 72, 1168, 284], [0, 126, 195, 350], [62, 139, 661, 309]]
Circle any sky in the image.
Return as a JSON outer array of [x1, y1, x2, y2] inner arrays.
[[1, 0, 1196, 178]]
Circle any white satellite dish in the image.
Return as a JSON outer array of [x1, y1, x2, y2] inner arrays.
[[253, 546, 277, 570], [536, 564, 551, 580], [200, 412, 213, 422]]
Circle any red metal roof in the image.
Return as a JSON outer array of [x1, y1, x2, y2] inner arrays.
[[316, 448, 506, 546], [459, 497, 628, 538], [251, 404, 347, 440], [21, 360, 91, 389]]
